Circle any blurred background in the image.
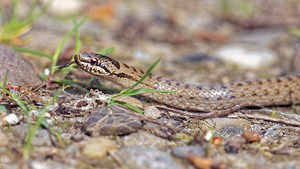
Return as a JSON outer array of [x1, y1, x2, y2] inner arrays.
[[1, 0, 300, 84]]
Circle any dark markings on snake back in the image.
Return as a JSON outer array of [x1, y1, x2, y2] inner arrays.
[[196, 86, 202, 90], [245, 80, 252, 85], [99, 65, 111, 74], [230, 95, 236, 99], [220, 85, 227, 89], [115, 73, 136, 80], [157, 76, 162, 82], [276, 78, 281, 83], [98, 54, 120, 69], [185, 84, 190, 89], [236, 83, 243, 87], [190, 97, 194, 100], [256, 80, 263, 85], [133, 67, 138, 73], [166, 80, 171, 85], [176, 82, 180, 86], [209, 86, 215, 90], [124, 63, 130, 68]]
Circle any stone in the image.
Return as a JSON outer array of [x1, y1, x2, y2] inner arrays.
[[81, 137, 116, 159], [118, 146, 183, 169], [214, 44, 277, 69], [120, 131, 174, 150], [171, 146, 206, 159], [0, 44, 42, 86], [82, 105, 142, 136], [12, 124, 52, 146], [4, 114, 20, 125], [0, 130, 8, 146]]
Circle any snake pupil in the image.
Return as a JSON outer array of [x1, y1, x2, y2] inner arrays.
[[91, 59, 97, 65]]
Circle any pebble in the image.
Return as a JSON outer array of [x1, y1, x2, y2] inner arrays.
[[45, 0, 84, 16], [120, 131, 174, 150], [225, 136, 247, 154], [31, 160, 75, 169], [215, 125, 244, 140], [81, 137, 116, 159], [12, 124, 52, 146], [242, 130, 261, 143], [235, 28, 283, 47], [191, 118, 251, 131], [0, 130, 8, 146], [171, 146, 206, 159], [82, 105, 142, 136], [0, 45, 42, 86], [214, 44, 277, 69], [118, 146, 183, 169], [71, 134, 84, 142], [4, 114, 20, 125], [144, 106, 163, 119]]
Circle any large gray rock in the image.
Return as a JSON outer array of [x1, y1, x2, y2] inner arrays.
[[0, 44, 42, 86]]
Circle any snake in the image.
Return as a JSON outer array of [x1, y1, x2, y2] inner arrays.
[[73, 52, 300, 119]]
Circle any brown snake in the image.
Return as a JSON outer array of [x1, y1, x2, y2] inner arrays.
[[74, 52, 300, 119]]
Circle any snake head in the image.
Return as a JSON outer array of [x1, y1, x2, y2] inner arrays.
[[74, 52, 120, 77]]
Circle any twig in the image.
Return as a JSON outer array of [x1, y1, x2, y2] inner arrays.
[[229, 111, 300, 127]]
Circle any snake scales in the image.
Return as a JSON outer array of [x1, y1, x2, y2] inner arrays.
[[74, 52, 300, 118]]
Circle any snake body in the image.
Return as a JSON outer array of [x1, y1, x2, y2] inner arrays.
[[74, 52, 300, 118]]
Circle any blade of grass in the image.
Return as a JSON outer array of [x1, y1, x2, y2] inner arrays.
[[3, 70, 9, 88], [0, 82, 29, 116], [107, 58, 161, 101], [23, 88, 63, 159], [51, 15, 89, 74], [110, 100, 144, 114], [73, 16, 82, 55], [10, 46, 52, 59], [120, 88, 176, 96], [105, 58, 176, 115], [125, 58, 160, 91]]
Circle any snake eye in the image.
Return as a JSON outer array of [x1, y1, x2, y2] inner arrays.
[[91, 58, 97, 65]]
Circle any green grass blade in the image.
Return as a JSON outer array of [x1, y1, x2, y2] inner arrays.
[[121, 88, 176, 96], [11, 46, 52, 59], [73, 16, 82, 55], [124, 58, 160, 92], [0, 82, 29, 115], [23, 88, 62, 159], [0, 105, 7, 115], [3, 70, 9, 88], [110, 100, 144, 114], [96, 46, 115, 55], [51, 15, 89, 74]]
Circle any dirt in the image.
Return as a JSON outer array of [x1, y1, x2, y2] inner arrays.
[[0, 0, 300, 169]]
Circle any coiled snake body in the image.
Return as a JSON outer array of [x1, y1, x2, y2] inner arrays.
[[74, 52, 300, 118]]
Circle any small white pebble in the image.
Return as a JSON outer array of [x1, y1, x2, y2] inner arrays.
[[44, 68, 50, 76], [144, 106, 162, 119], [5, 114, 20, 125], [204, 130, 214, 141], [29, 110, 39, 117]]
